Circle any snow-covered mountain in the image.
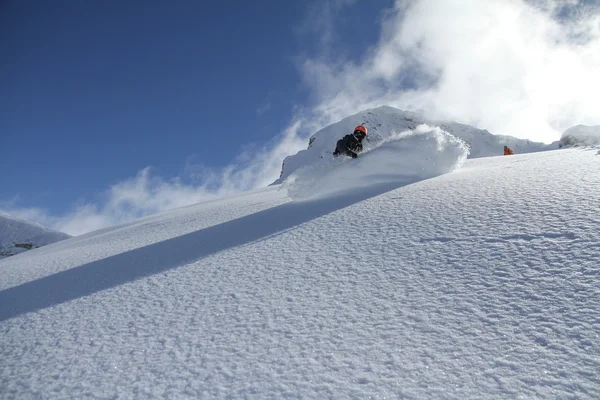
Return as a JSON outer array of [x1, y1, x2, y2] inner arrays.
[[0, 214, 70, 259], [1, 128, 598, 398], [274, 105, 557, 184], [560, 124, 600, 148]]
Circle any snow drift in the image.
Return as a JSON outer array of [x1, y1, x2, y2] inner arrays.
[[284, 125, 469, 201], [274, 105, 556, 184], [559, 125, 600, 148]]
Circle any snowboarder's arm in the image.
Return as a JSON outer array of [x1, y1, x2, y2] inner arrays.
[[345, 146, 359, 158], [346, 140, 362, 158]]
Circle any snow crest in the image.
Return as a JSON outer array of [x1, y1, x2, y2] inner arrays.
[[283, 125, 469, 201], [0, 214, 71, 259], [275, 106, 554, 184], [560, 125, 600, 148]]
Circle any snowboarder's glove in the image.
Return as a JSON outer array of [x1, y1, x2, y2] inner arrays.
[[351, 152, 358, 159]]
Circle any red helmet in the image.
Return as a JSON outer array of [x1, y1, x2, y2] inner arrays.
[[354, 125, 368, 135]]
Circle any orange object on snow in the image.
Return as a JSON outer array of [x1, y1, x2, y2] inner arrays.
[[504, 146, 514, 155]]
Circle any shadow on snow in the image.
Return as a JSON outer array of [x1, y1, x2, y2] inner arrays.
[[0, 180, 414, 322]]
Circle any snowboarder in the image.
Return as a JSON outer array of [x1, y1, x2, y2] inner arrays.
[[504, 145, 514, 155], [333, 125, 368, 158]]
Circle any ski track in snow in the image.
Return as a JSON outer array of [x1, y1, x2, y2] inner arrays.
[[1, 149, 599, 399]]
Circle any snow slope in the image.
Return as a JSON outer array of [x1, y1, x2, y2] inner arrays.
[[560, 125, 600, 148], [274, 105, 557, 184], [1, 144, 599, 399], [0, 214, 70, 259], [284, 125, 469, 201]]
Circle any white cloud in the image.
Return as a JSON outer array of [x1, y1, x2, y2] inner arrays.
[[300, 0, 600, 143], [256, 101, 271, 116], [1, 122, 309, 236], [0, 198, 51, 228]]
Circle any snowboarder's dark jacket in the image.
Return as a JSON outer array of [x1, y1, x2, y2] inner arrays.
[[333, 134, 363, 158]]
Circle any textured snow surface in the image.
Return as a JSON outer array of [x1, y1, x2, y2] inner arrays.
[[0, 214, 70, 259], [1, 149, 599, 399], [275, 105, 556, 183], [0, 187, 291, 290]]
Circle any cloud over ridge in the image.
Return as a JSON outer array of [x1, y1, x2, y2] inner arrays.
[[302, 0, 600, 143]]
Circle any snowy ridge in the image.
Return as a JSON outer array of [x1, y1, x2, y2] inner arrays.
[[0, 214, 71, 259], [275, 105, 556, 184], [0, 149, 599, 398], [560, 124, 600, 148]]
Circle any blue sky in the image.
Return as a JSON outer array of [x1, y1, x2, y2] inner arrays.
[[2, 0, 598, 235], [1, 0, 390, 214]]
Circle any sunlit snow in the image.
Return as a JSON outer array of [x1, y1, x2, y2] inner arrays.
[[1, 134, 599, 398], [284, 125, 468, 201], [0, 214, 70, 259], [275, 105, 556, 184]]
